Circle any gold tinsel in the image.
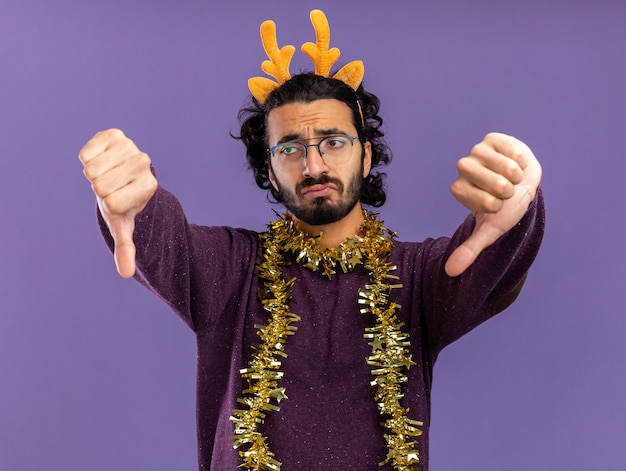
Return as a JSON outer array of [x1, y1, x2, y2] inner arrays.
[[230, 211, 423, 470]]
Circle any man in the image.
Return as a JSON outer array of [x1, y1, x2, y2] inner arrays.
[[79, 10, 544, 471]]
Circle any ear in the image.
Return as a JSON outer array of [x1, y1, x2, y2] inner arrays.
[[362, 141, 372, 177], [267, 159, 279, 191]]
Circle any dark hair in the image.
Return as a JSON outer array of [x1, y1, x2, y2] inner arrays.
[[234, 73, 392, 207]]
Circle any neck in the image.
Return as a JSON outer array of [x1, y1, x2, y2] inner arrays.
[[294, 203, 366, 248]]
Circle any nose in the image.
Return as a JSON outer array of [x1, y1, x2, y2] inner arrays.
[[303, 144, 328, 177]]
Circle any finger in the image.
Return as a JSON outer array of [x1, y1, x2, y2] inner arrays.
[[450, 179, 505, 214], [455, 156, 517, 200], [483, 132, 531, 176], [108, 215, 137, 279], [83, 145, 133, 182], [445, 244, 476, 277], [79, 128, 127, 165], [470, 140, 524, 185], [99, 171, 157, 216], [90, 151, 152, 203], [444, 222, 505, 277], [82, 137, 144, 186], [90, 164, 135, 202], [115, 240, 137, 279]]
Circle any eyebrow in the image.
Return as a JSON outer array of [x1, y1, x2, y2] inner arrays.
[[276, 128, 349, 144]]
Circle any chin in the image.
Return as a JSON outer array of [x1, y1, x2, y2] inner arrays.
[[291, 198, 357, 226]]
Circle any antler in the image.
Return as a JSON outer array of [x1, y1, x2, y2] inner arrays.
[[301, 10, 341, 77], [302, 10, 364, 91], [248, 20, 295, 103], [248, 10, 364, 103]]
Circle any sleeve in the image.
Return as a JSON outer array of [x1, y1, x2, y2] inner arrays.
[[97, 186, 260, 333], [421, 188, 546, 357]]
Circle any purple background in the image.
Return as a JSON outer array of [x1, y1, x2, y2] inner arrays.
[[1, 1, 625, 469]]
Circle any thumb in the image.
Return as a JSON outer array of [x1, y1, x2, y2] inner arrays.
[[108, 214, 137, 279], [444, 220, 504, 277]]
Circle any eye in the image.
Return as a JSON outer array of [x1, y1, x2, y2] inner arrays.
[[325, 136, 348, 149], [278, 143, 301, 156]]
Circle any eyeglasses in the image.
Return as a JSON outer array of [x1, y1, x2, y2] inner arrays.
[[269, 134, 357, 170]]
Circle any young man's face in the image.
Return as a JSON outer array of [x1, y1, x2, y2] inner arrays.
[[266, 99, 372, 226]]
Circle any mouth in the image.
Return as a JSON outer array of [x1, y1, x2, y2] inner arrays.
[[300, 183, 337, 199]]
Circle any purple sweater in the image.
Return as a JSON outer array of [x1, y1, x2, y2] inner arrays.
[[99, 187, 544, 470]]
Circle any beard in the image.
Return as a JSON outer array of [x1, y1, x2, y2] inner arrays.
[[274, 164, 364, 226]]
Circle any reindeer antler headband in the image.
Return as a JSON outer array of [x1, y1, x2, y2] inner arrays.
[[248, 9, 364, 104]]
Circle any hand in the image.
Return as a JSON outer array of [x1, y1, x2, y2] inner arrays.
[[79, 129, 158, 278], [445, 132, 542, 277]]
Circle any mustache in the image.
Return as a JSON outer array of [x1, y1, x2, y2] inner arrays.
[[296, 175, 344, 196]]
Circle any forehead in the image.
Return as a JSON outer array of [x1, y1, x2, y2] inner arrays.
[[266, 99, 355, 143]]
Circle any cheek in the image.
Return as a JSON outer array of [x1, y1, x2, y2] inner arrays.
[[269, 165, 294, 193]]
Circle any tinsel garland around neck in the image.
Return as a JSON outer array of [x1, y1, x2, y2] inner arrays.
[[230, 211, 423, 470]]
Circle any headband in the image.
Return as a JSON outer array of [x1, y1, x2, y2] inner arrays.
[[248, 9, 364, 104]]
